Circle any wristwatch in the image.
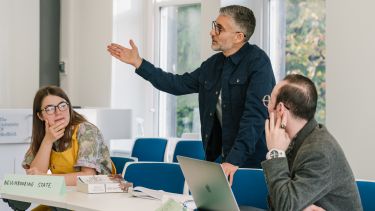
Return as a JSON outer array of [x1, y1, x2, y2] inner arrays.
[[266, 149, 286, 160]]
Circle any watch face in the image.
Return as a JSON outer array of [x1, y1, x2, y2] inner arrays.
[[270, 150, 279, 158]]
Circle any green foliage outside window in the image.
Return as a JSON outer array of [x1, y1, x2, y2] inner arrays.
[[286, 0, 326, 123], [177, 103, 194, 136], [176, 5, 201, 137]]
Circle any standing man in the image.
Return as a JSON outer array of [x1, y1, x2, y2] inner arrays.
[[108, 5, 275, 184], [262, 74, 362, 210]]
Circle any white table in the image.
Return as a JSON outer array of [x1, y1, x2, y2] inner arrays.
[[2, 186, 162, 211]]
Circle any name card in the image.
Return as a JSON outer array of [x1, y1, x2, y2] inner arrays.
[[1, 174, 66, 197], [156, 199, 185, 211]]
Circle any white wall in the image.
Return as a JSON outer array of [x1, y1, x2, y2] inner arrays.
[[326, 0, 375, 179], [111, 0, 156, 137], [0, 0, 39, 108], [0, 2, 38, 209], [60, 0, 112, 107], [200, 0, 220, 60]]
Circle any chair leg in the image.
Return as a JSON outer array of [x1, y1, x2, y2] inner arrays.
[[3, 199, 31, 211]]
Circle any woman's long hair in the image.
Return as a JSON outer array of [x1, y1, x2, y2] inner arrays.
[[30, 86, 87, 156]]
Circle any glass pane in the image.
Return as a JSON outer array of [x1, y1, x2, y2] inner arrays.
[[271, 0, 326, 124], [159, 4, 201, 137]]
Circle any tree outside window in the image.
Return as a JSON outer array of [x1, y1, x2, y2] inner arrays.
[[286, 0, 326, 123], [159, 4, 201, 137]]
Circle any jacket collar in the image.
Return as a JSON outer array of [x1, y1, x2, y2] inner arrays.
[[225, 42, 251, 65], [286, 118, 318, 156]]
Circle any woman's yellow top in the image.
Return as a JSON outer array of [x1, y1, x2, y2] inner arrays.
[[23, 122, 115, 175], [49, 126, 79, 174]]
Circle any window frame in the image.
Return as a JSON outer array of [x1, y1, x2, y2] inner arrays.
[[152, 0, 270, 137], [154, 0, 202, 137]]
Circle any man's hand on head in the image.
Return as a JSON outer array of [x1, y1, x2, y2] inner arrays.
[[265, 111, 291, 151]]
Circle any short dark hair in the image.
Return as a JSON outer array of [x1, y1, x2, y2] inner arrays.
[[219, 5, 255, 42], [275, 74, 318, 120]]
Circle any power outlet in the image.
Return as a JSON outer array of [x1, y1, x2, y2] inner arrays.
[[59, 61, 67, 75]]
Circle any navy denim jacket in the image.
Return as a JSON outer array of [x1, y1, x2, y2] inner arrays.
[[136, 43, 275, 168]]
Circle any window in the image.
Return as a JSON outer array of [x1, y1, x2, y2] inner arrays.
[[270, 0, 326, 123], [158, 4, 201, 137]]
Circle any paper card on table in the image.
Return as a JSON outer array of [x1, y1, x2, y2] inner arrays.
[[77, 175, 133, 193], [156, 198, 186, 211], [0, 174, 66, 196]]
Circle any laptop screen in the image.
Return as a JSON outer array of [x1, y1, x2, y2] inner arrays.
[[177, 156, 240, 211]]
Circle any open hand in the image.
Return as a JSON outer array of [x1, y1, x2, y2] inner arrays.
[[107, 40, 143, 68]]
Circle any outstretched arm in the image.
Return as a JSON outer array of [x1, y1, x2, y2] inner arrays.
[[107, 39, 143, 68]]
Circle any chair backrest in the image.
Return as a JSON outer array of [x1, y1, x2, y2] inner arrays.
[[110, 156, 136, 176], [181, 133, 201, 139], [131, 138, 167, 162], [231, 168, 268, 209], [356, 180, 375, 211], [172, 140, 205, 162], [123, 162, 185, 194]]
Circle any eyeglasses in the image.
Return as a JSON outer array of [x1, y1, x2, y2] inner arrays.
[[212, 21, 246, 37], [262, 95, 290, 110], [40, 101, 69, 115]]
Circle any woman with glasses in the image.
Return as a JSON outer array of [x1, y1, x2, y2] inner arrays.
[[22, 86, 115, 187]]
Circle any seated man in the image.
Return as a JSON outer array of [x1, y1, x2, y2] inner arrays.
[[262, 74, 362, 211]]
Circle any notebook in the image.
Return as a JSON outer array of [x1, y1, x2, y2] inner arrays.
[[177, 156, 265, 211]]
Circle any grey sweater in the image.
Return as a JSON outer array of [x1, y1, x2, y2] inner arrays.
[[261, 119, 363, 211]]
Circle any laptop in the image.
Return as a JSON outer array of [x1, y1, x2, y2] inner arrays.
[[177, 156, 265, 211]]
